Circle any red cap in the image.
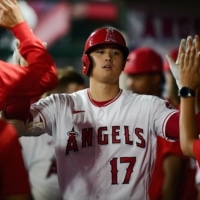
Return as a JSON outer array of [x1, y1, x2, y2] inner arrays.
[[124, 47, 163, 74]]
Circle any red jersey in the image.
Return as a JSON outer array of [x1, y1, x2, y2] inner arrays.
[[0, 119, 31, 199], [193, 140, 200, 167], [149, 136, 197, 200]]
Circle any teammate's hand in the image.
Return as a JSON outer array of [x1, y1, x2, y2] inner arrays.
[[12, 39, 48, 66], [166, 38, 186, 89], [179, 35, 200, 90], [0, 0, 24, 28]]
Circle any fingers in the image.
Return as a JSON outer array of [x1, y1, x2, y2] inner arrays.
[[0, 0, 24, 28], [42, 42, 48, 49], [180, 36, 196, 72], [0, 0, 15, 12], [14, 39, 20, 48], [195, 35, 200, 53], [180, 35, 200, 90]]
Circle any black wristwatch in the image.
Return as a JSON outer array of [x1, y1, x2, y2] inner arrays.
[[178, 87, 195, 97]]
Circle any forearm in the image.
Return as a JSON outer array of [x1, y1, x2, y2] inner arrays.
[[180, 97, 197, 157], [3, 100, 45, 137], [10, 22, 58, 93]]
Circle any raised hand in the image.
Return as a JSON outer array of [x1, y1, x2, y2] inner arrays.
[[0, 0, 24, 28], [179, 35, 200, 91]]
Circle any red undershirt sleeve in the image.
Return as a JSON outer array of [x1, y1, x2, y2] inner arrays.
[[165, 112, 179, 140], [165, 111, 200, 140]]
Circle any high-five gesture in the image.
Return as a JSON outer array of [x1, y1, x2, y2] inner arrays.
[[179, 35, 200, 162], [0, 0, 24, 28]]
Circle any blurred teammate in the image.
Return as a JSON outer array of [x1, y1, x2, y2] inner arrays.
[[0, 0, 57, 199], [4, 27, 200, 199], [123, 47, 165, 97], [123, 46, 197, 200], [44, 66, 86, 96]]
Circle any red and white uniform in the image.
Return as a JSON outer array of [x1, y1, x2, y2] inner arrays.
[[20, 134, 62, 200], [25, 89, 179, 200]]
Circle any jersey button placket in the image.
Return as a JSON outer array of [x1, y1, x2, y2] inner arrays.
[[98, 108, 104, 124], [94, 108, 106, 200]]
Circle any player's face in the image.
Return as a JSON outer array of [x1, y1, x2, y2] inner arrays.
[[89, 45, 125, 84], [126, 73, 159, 95]]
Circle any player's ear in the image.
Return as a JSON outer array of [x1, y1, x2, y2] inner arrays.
[[82, 54, 93, 76]]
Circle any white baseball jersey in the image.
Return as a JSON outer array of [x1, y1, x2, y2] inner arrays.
[[20, 134, 62, 200], [27, 89, 178, 200]]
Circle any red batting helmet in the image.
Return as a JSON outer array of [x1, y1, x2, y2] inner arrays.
[[124, 47, 163, 75], [163, 48, 178, 72], [81, 27, 129, 75]]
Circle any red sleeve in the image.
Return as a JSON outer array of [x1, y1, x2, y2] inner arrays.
[[0, 120, 31, 197], [193, 140, 200, 166], [0, 22, 58, 110], [165, 111, 200, 140], [162, 139, 186, 158], [165, 112, 179, 140]]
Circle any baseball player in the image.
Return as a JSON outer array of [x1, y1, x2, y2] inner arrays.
[[4, 27, 200, 200], [0, 0, 58, 110], [123, 47, 197, 199], [123, 47, 165, 97]]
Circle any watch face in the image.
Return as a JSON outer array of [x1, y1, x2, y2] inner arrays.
[[179, 87, 195, 97], [181, 87, 188, 97]]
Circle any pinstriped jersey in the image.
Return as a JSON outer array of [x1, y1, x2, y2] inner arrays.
[[29, 89, 178, 200]]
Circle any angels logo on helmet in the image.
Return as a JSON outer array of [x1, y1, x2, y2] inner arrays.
[[105, 28, 117, 42]]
